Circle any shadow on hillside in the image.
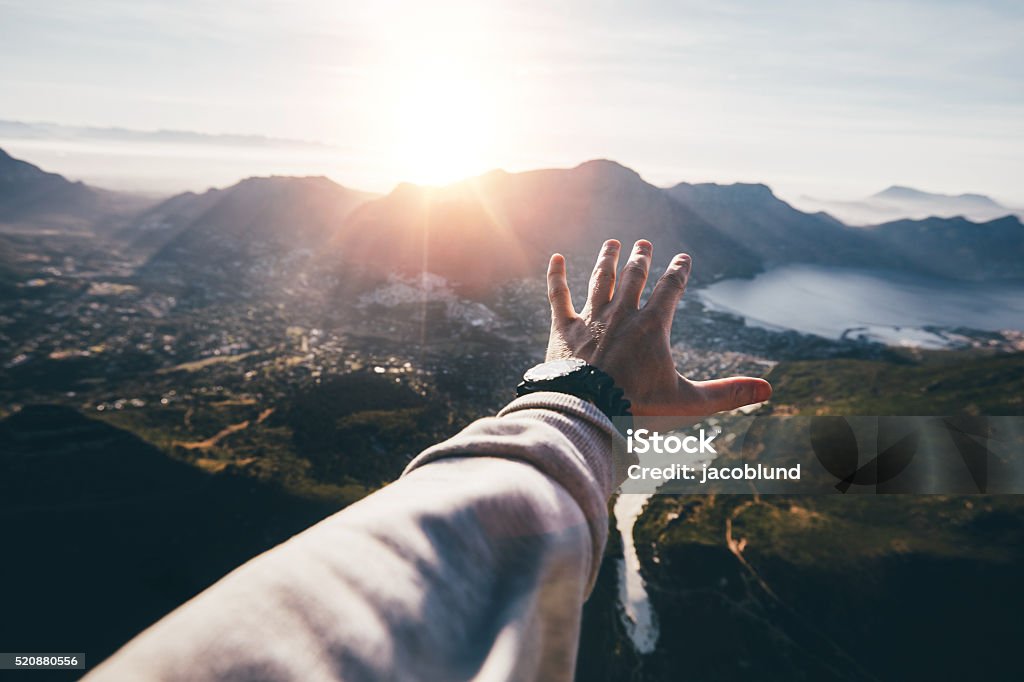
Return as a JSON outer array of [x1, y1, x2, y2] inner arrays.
[[0, 405, 344, 678]]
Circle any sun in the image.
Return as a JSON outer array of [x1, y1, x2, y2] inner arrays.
[[386, 59, 498, 186], [353, 2, 509, 187]]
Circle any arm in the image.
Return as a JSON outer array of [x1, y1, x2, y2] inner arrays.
[[87, 394, 621, 682], [86, 240, 770, 682]]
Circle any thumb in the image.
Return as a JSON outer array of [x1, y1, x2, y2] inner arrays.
[[693, 377, 773, 414]]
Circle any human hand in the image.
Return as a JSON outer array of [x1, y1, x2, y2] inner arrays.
[[545, 239, 772, 423]]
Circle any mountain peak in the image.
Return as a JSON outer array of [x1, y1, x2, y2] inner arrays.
[[232, 175, 341, 190], [988, 214, 1023, 228], [573, 159, 643, 180], [672, 181, 775, 196], [873, 185, 1002, 208], [220, 175, 375, 205], [875, 185, 918, 198], [668, 181, 780, 209], [140, 172, 376, 270]]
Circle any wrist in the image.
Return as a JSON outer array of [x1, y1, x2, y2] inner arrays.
[[516, 359, 633, 432]]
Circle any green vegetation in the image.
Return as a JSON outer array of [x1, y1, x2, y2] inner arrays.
[[287, 372, 444, 485], [621, 350, 1024, 680], [632, 493, 1024, 681], [766, 350, 1024, 415], [96, 371, 451, 497]]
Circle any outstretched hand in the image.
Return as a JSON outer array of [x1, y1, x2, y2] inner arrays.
[[545, 239, 771, 423]]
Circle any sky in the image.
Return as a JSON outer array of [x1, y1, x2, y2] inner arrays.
[[0, 0, 1022, 203]]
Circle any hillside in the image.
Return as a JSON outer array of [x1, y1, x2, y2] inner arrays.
[[0, 405, 351, 671], [140, 176, 376, 285], [764, 351, 1024, 416], [665, 181, 891, 268], [116, 187, 224, 255], [866, 215, 1024, 280], [620, 351, 1024, 681], [0, 147, 100, 228], [633, 492, 1024, 681], [0, 147, 153, 232], [148, 176, 374, 254]]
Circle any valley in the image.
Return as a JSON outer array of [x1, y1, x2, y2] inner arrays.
[[2, 148, 1023, 680]]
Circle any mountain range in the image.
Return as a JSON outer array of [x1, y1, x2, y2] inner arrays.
[[332, 161, 762, 292], [865, 214, 1024, 280], [796, 185, 1023, 226], [2, 148, 1022, 295]]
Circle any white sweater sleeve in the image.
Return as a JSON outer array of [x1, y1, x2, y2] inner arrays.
[[85, 393, 632, 682]]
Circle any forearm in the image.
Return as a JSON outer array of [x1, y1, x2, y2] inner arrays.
[[86, 394, 625, 682]]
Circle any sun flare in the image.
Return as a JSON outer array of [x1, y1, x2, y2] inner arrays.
[[386, 60, 497, 185]]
